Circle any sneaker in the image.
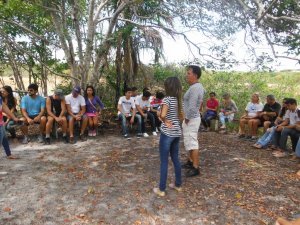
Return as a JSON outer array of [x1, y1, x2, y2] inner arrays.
[[186, 167, 200, 177], [137, 133, 143, 138], [181, 160, 193, 169], [156, 128, 159, 132], [88, 129, 93, 137], [22, 136, 29, 144], [92, 129, 97, 137], [152, 131, 157, 136], [79, 134, 87, 142], [238, 134, 245, 139], [220, 125, 226, 129], [45, 137, 51, 145], [7, 155, 19, 160], [124, 134, 131, 140], [169, 183, 182, 192], [153, 187, 165, 197], [143, 133, 149, 137], [37, 135, 44, 143], [69, 137, 75, 144], [273, 151, 288, 158], [63, 135, 68, 144]]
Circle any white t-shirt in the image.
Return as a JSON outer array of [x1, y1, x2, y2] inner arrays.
[[65, 94, 86, 114], [118, 96, 135, 114], [135, 96, 150, 110], [245, 102, 264, 117], [285, 109, 300, 125]]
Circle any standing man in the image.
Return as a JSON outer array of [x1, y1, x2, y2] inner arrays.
[[182, 65, 205, 177]]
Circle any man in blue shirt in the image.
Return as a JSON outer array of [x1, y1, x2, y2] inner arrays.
[[20, 83, 46, 144]]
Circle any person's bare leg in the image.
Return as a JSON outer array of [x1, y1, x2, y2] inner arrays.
[[251, 119, 260, 136], [80, 117, 88, 135], [69, 118, 75, 137], [61, 117, 68, 134], [45, 116, 54, 137], [264, 121, 271, 132], [40, 116, 47, 134], [239, 119, 247, 134], [191, 149, 199, 168]]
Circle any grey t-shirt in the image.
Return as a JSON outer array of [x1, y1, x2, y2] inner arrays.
[[183, 82, 205, 120]]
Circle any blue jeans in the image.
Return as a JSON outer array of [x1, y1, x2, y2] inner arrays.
[[0, 126, 11, 156], [118, 113, 142, 135], [256, 126, 276, 147], [296, 138, 300, 157], [5, 120, 16, 138], [272, 128, 299, 152], [138, 111, 156, 133], [202, 111, 217, 128], [159, 133, 181, 191]]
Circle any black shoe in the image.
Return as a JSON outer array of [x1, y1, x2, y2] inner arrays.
[[63, 135, 68, 143], [181, 160, 193, 169], [186, 167, 200, 177], [79, 134, 87, 142], [44, 137, 51, 145]]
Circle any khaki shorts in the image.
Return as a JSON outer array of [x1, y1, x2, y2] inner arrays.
[[182, 117, 201, 151]]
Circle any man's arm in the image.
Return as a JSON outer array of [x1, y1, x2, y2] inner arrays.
[[185, 88, 202, 120], [136, 104, 144, 115], [78, 105, 86, 116], [60, 99, 66, 117], [66, 104, 75, 118]]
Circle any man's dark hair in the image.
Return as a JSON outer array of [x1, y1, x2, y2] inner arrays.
[[266, 94, 275, 101], [286, 98, 297, 105], [142, 87, 150, 93], [143, 90, 151, 98], [132, 87, 138, 91], [188, 65, 201, 79], [28, 83, 39, 91], [156, 91, 165, 100], [125, 87, 132, 93], [209, 92, 216, 96]]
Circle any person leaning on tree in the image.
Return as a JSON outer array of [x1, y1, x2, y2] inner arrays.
[[182, 65, 205, 177]]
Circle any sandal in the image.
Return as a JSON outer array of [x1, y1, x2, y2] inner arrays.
[[273, 151, 288, 158], [7, 155, 19, 160], [254, 144, 263, 149]]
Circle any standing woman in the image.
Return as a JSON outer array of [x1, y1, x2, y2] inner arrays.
[[84, 85, 104, 136], [1, 86, 18, 140], [153, 77, 183, 197]]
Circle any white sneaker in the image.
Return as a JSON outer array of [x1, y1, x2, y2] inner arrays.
[[152, 131, 157, 136], [155, 128, 159, 132], [220, 125, 226, 129], [143, 133, 149, 137], [37, 135, 44, 143]]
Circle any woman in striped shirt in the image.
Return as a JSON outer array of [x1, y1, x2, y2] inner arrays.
[[153, 77, 183, 197]]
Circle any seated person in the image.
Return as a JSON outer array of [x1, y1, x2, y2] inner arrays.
[[272, 98, 300, 158], [65, 86, 88, 144], [253, 98, 288, 149], [20, 83, 46, 144], [84, 85, 104, 137], [136, 90, 157, 137], [201, 92, 219, 131], [238, 93, 264, 140], [45, 89, 68, 144], [218, 93, 238, 129], [1, 86, 18, 140], [258, 95, 281, 132], [150, 91, 165, 131], [117, 87, 142, 139]]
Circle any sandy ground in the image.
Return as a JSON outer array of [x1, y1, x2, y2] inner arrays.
[[0, 129, 299, 225]]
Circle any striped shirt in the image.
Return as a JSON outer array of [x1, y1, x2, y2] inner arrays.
[[183, 82, 204, 119], [160, 97, 181, 137]]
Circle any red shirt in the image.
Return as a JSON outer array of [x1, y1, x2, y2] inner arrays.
[[206, 98, 219, 110]]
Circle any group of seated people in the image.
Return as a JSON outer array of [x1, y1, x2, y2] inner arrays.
[[2, 83, 104, 145], [117, 87, 164, 139]]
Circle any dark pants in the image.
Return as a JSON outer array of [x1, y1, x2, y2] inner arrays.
[[150, 111, 161, 128], [202, 111, 217, 128], [272, 128, 300, 152], [159, 133, 181, 191], [0, 126, 11, 156], [138, 111, 156, 133]]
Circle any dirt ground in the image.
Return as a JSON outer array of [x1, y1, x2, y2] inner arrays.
[[0, 128, 299, 225]]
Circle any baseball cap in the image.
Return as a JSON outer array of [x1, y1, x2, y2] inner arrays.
[[72, 86, 81, 94], [54, 89, 64, 98]]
